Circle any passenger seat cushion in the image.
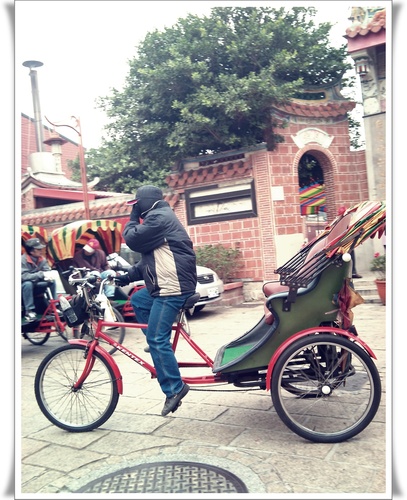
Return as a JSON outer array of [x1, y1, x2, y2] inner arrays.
[[263, 281, 288, 297]]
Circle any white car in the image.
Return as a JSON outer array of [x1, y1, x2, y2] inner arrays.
[[192, 264, 225, 312], [107, 246, 224, 313]]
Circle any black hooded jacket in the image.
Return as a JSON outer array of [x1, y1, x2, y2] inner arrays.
[[123, 200, 197, 297]]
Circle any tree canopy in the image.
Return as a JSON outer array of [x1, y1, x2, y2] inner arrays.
[[80, 6, 352, 193]]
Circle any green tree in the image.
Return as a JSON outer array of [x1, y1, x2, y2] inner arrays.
[[85, 6, 352, 192], [69, 145, 168, 193], [348, 112, 365, 150]]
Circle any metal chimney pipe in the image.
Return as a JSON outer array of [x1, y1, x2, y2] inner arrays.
[[23, 60, 45, 152]]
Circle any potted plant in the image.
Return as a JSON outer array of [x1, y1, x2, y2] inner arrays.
[[370, 252, 386, 305]]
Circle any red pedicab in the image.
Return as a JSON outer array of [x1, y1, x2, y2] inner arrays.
[[21, 225, 70, 345], [47, 219, 129, 353], [35, 200, 385, 443]]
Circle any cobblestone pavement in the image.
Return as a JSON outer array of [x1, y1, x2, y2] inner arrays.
[[16, 299, 392, 498]]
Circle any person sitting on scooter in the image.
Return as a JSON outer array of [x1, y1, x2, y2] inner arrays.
[[116, 185, 197, 417], [22, 238, 58, 322], [72, 238, 116, 298]]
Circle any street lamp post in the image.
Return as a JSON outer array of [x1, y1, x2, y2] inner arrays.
[[22, 60, 45, 152], [45, 116, 91, 220]]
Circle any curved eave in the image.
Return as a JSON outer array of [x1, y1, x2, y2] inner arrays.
[[166, 159, 253, 190], [22, 173, 99, 191], [272, 100, 355, 118], [345, 19, 386, 39]]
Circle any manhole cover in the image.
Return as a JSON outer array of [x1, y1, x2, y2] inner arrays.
[[76, 461, 249, 493]]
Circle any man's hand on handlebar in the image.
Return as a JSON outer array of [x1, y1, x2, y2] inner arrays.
[[114, 273, 131, 286], [43, 271, 54, 282]]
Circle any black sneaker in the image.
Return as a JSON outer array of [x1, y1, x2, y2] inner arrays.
[[161, 384, 190, 416]]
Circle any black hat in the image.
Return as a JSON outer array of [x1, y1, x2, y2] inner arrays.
[[25, 238, 46, 249], [127, 185, 163, 205], [127, 185, 163, 215]]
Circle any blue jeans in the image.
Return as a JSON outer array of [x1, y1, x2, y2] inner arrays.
[[22, 280, 57, 313], [130, 287, 192, 398]]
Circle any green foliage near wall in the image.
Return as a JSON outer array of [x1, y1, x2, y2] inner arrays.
[[195, 244, 242, 283], [81, 6, 351, 192]]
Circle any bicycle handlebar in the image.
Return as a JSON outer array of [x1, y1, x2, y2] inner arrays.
[[61, 266, 88, 278], [67, 267, 116, 299], [68, 273, 98, 285], [66, 268, 115, 316]]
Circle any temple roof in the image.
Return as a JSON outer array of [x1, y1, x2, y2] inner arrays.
[[21, 193, 180, 227], [21, 171, 100, 191], [273, 99, 355, 118], [345, 8, 386, 39], [166, 158, 253, 190]]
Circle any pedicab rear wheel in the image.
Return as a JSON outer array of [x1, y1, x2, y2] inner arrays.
[[23, 330, 51, 345], [271, 333, 381, 443]]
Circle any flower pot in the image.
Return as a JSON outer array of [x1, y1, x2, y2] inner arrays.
[[375, 279, 386, 305]]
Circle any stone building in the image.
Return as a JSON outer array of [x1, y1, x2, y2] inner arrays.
[[21, 113, 120, 212], [345, 6, 387, 203], [165, 82, 367, 296]]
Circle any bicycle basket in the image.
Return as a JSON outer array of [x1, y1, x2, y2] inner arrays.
[[67, 293, 88, 326]]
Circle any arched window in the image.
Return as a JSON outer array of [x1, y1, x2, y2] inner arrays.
[[298, 154, 326, 222]]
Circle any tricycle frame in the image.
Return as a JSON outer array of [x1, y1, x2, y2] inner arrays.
[[68, 302, 377, 391], [35, 292, 382, 443]]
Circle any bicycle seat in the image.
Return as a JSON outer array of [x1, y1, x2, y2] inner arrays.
[[183, 293, 201, 310]]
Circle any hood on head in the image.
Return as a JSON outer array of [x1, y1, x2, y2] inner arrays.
[[127, 185, 163, 215]]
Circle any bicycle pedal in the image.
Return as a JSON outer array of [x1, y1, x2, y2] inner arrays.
[[81, 323, 90, 335]]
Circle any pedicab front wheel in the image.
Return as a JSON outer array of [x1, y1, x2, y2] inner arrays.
[[271, 333, 381, 443], [35, 344, 119, 432]]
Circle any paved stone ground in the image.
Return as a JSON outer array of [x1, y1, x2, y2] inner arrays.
[[16, 298, 392, 498]]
